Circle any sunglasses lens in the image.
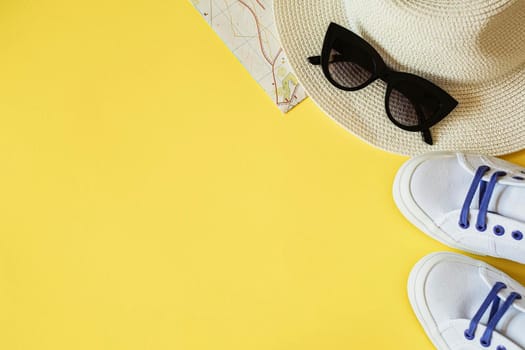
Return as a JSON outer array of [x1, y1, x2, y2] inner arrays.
[[388, 84, 440, 128], [327, 40, 374, 89], [388, 87, 419, 127]]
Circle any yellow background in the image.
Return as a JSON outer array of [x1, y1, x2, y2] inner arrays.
[[0, 1, 524, 349]]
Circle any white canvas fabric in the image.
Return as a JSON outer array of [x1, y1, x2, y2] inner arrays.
[[409, 252, 525, 350], [393, 152, 525, 263], [273, 0, 525, 156]]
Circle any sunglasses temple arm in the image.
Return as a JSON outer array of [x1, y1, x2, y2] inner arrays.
[[309, 55, 352, 66], [421, 128, 433, 145], [414, 107, 434, 145], [308, 56, 322, 65]]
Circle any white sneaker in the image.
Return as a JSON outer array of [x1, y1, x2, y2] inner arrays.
[[408, 252, 525, 350], [393, 151, 525, 263]]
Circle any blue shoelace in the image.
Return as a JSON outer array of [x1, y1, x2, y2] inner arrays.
[[464, 282, 521, 347], [459, 166, 507, 231]]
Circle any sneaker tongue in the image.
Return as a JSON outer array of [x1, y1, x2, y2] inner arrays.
[[457, 153, 525, 187], [480, 266, 525, 312]]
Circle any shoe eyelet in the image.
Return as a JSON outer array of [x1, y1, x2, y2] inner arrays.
[[512, 231, 523, 241], [493, 225, 505, 236], [480, 339, 491, 347], [497, 346, 507, 350], [512, 176, 525, 181], [459, 222, 470, 229], [464, 330, 475, 340], [476, 224, 487, 232]]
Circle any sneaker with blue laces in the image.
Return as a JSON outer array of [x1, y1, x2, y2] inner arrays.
[[409, 252, 525, 350], [394, 152, 525, 263]]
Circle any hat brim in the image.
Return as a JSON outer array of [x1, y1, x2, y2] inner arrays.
[[274, 0, 525, 156]]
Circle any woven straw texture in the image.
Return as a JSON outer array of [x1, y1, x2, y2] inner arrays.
[[274, 0, 525, 156]]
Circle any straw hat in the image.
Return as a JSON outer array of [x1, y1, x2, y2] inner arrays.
[[274, 0, 525, 156]]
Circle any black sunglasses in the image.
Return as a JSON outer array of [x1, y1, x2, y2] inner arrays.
[[308, 23, 458, 145]]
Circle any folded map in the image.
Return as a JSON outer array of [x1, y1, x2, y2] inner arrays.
[[190, 0, 307, 113]]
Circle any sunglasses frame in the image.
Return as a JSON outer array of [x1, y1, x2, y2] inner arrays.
[[310, 22, 459, 145]]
